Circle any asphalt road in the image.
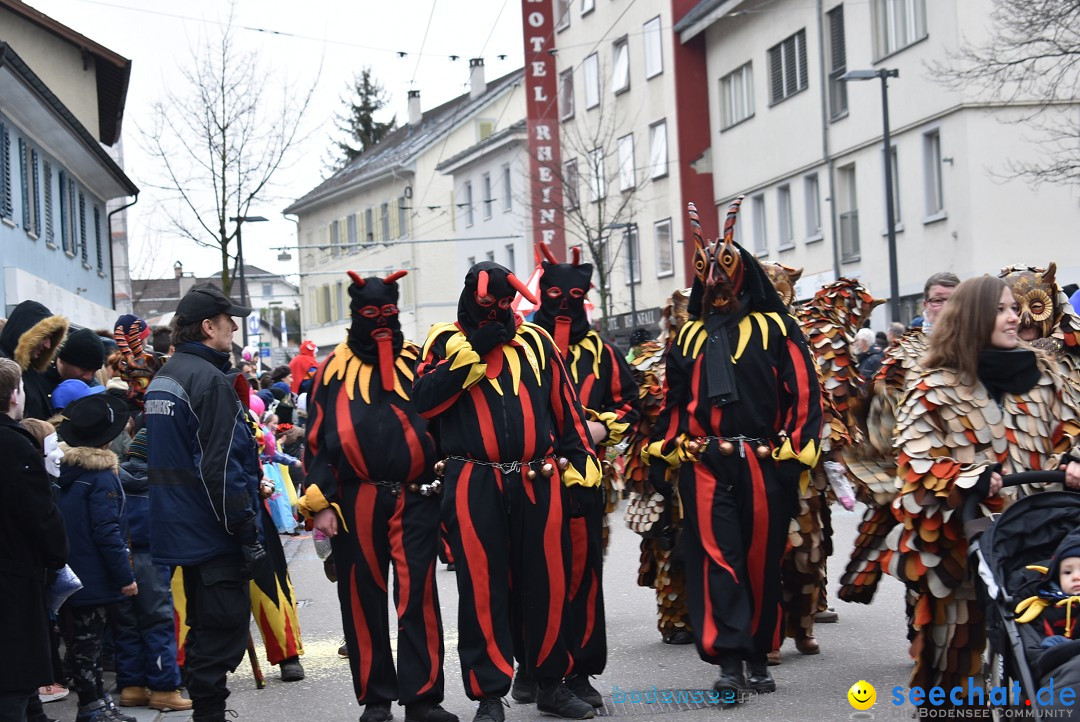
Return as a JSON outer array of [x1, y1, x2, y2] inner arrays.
[[47, 501, 915, 721]]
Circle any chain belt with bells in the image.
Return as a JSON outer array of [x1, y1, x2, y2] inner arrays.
[[361, 477, 442, 497], [436, 455, 570, 481], [689, 435, 776, 459]]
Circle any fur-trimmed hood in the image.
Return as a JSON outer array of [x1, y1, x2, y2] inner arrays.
[[0, 301, 68, 372], [58, 441, 119, 472]]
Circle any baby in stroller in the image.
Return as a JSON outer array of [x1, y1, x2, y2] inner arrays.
[[1016, 527, 1080, 694]]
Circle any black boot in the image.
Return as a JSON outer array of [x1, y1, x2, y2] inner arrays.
[[472, 696, 505, 722], [405, 701, 458, 722], [747, 659, 776, 694], [360, 701, 393, 722], [279, 656, 305, 682], [510, 669, 536, 704], [564, 675, 603, 708], [535, 680, 595, 720], [712, 657, 747, 704]]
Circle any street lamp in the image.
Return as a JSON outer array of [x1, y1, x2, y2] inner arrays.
[[229, 214, 268, 345], [606, 221, 639, 327], [841, 68, 901, 323]]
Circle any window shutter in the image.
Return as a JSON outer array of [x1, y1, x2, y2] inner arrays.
[[830, 6, 846, 71], [390, 203, 399, 238], [478, 120, 495, 140], [0, 123, 11, 219], [18, 138, 28, 228], [797, 31, 808, 91], [783, 38, 797, 96], [769, 46, 783, 104]]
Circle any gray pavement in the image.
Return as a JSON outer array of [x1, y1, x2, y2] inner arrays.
[[44, 502, 914, 721]]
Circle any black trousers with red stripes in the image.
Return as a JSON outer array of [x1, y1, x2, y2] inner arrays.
[[679, 445, 790, 666], [331, 481, 445, 706], [566, 508, 606, 675], [441, 459, 572, 700]]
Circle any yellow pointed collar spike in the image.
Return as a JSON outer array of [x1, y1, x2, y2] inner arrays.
[[356, 362, 372, 404], [753, 313, 770, 351], [505, 348, 522, 396], [734, 316, 753, 361]]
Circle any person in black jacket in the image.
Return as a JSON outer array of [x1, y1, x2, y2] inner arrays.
[[144, 286, 264, 722], [0, 300, 68, 421], [0, 358, 68, 721]]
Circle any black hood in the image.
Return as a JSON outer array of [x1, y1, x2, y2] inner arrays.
[[688, 243, 788, 320], [0, 300, 68, 372], [534, 260, 592, 351], [1050, 527, 1080, 585], [346, 272, 405, 364], [457, 261, 521, 337]]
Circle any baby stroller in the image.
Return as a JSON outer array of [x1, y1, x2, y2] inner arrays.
[[962, 469, 1072, 722]]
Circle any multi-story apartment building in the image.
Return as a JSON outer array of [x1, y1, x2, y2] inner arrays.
[[285, 63, 525, 348], [677, 0, 1080, 324], [0, 1, 138, 327]]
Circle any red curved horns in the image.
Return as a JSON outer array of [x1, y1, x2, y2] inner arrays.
[[571, 246, 581, 266], [508, 272, 538, 305], [537, 241, 558, 264], [383, 270, 408, 284], [477, 270, 489, 299], [347, 270, 366, 287]]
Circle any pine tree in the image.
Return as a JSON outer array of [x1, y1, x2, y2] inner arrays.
[[331, 68, 397, 169]]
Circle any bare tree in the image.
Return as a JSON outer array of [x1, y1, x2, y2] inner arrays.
[[140, 7, 317, 296], [930, 0, 1080, 185]]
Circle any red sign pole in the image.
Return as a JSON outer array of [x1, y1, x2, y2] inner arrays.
[[521, 0, 565, 258]]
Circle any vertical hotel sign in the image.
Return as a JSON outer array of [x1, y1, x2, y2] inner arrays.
[[522, 0, 565, 257]]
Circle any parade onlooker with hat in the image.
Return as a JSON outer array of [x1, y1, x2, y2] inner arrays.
[[56, 328, 106, 384], [52, 379, 105, 412], [54, 393, 137, 722], [0, 300, 68, 420], [288, 340, 319, 395]]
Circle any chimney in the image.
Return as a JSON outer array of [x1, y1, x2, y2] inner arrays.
[[173, 260, 183, 278], [408, 90, 422, 127], [469, 58, 486, 100]]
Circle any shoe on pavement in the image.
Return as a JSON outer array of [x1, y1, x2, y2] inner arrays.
[[102, 697, 137, 722], [405, 701, 459, 722], [535, 680, 595, 719], [510, 670, 536, 704], [814, 608, 839, 623], [75, 700, 109, 722], [662, 629, 694, 645], [280, 657, 306, 681], [38, 683, 69, 703], [747, 665, 777, 694], [795, 636, 820, 655], [564, 675, 603, 709], [149, 690, 193, 711], [360, 701, 393, 722], [118, 686, 149, 707], [472, 696, 505, 722], [766, 650, 782, 666], [339, 642, 350, 658]]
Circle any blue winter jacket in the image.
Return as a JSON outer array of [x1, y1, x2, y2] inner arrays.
[[118, 457, 150, 551], [55, 445, 134, 607], [145, 342, 262, 566]]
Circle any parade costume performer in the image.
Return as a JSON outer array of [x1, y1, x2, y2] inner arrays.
[[646, 200, 822, 698], [999, 262, 1080, 366], [882, 275, 1080, 698], [624, 289, 694, 646], [779, 276, 883, 657], [522, 243, 639, 707], [297, 270, 456, 722], [114, 315, 160, 410], [413, 261, 602, 722]]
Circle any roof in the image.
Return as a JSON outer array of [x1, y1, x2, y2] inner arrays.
[[674, 0, 749, 41], [0, 0, 131, 145], [436, 118, 527, 173], [0, 42, 137, 197], [132, 265, 296, 318], [284, 68, 523, 215]]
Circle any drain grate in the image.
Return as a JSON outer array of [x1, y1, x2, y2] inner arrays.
[[595, 693, 726, 716]]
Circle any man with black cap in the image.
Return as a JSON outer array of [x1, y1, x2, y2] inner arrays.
[[0, 300, 68, 420], [55, 328, 106, 384], [144, 285, 265, 722]]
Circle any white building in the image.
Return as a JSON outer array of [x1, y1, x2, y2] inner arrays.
[[676, 0, 1080, 325]]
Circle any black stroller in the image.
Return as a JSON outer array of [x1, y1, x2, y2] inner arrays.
[[962, 469, 1074, 722]]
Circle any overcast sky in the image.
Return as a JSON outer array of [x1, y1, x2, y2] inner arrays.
[[28, 0, 525, 282]]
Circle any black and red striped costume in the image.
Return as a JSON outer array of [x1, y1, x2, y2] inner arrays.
[[647, 202, 822, 687], [412, 262, 601, 701], [300, 272, 447, 713]]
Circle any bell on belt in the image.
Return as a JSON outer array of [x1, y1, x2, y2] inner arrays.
[[718, 440, 735, 456], [526, 469, 537, 480], [434, 460, 446, 477], [408, 483, 420, 493], [557, 457, 570, 471], [540, 462, 555, 478], [684, 439, 701, 455], [755, 444, 771, 459]]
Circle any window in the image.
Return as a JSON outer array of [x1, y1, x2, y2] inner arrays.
[[262, 282, 273, 298], [398, 198, 408, 237], [643, 17, 663, 79], [837, 163, 859, 261], [556, 0, 570, 30], [612, 38, 630, 95], [649, 120, 668, 179], [506, 243, 516, 273], [381, 201, 390, 239], [18, 138, 29, 234], [485, 250, 495, 262], [93, 206, 103, 271], [364, 207, 374, 245], [584, 53, 600, 109], [502, 164, 512, 212], [26, 145, 40, 237], [43, 161, 53, 245], [336, 282, 344, 321], [777, 184, 794, 248], [923, 130, 944, 216], [564, 159, 580, 209], [559, 69, 575, 120], [321, 285, 331, 325], [464, 181, 474, 226], [581, 0, 594, 13], [59, 172, 75, 254], [721, 62, 754, 129], [467, 255, 476, 268], [625, 226, 641, 284], [617, 134, 635, 191], [872, 0, 927, 58], [768, 29, 808, 105], [330, 219, 341, 256], [78, 191, 87, 265], [347, 213, 358, 254], [482, 172, 493, 220], [828, 5, 848, 119], [587, 148, 606, 201], [751, 194, 767, 255], [655, 218, 674, 277], [804, 173, 822, 238], [886, 146, 901, 226]]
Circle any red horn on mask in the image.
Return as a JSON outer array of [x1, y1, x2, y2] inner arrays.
[[347, 270, 366, 287], [508, 272, 538, 305], [383, 270, 408, 285], [477, 270, 490, 299], [537, 242, 558, 264], [571, 246, 581, 266]]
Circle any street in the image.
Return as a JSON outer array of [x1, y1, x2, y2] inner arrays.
[[49, 501, 912, 721]]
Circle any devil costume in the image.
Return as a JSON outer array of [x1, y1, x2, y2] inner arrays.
[[529, 245, 639, 697], [413, 262, 600, 721], [299, 271, 455, 722], [646, 201, 822, 697]]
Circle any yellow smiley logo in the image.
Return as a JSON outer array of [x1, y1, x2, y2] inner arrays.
[[847, 680, 876, 711]]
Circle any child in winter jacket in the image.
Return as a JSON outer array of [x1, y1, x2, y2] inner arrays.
[[53, 394, 137, 722]]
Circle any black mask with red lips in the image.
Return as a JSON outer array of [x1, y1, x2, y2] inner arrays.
[[457, 261, 535, 338], [534, 259, 592, 354], [347, 270, 406, 391]]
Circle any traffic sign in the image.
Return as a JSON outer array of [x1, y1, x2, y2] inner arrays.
[[247, 316, 261, 335]]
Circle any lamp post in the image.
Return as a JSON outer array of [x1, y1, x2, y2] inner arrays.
[[229, 214, 268, 346], [606, 221, 639, 328], [841, 68, 901, 323]]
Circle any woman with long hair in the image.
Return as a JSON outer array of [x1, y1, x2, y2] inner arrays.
[[884, 274, 1080, 699]]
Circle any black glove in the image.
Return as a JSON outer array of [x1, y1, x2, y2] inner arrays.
[[648, 460, 673, 499], [240, 540, 269, 580], [469, 323, 508, 357], [568, 483, 603, 519]]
